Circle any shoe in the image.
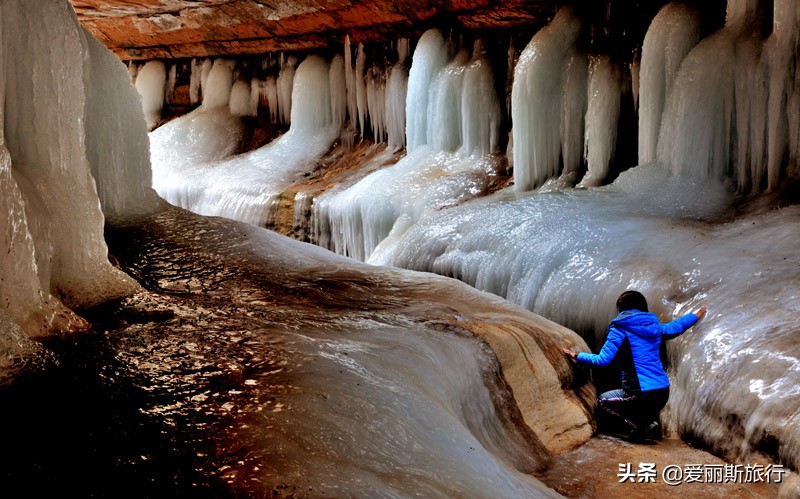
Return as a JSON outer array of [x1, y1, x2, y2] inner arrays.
[[644, 421, 662, 440], [625, 421, 661, 442]]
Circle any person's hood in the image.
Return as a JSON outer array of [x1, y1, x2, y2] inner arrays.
[[611, 310, 661, 338]]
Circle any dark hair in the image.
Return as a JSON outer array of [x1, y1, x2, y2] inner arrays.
[[616, 290, 648, 312]]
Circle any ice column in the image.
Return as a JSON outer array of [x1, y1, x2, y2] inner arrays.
[[355, 43, 368, 136], [277, 55, 297, 125], [230, 79, 258, 117], [190, 58, 202, 104], [329, 54, 347, 131], [84, 33, 159, 219], [385, 39, 409, 150], [406, 29, 449, 151], [638, 3, 701, 165], [461, 42, 501, 156], [578, 56, 621, 188], [656, 0, 766, 187], [560, 52, 588, 180], [134, 60, 167, 129], [766, 0, 800, 190], [429, 50, 469, 152], [203, 59, 236, 110], [511, 8, 583, 191]]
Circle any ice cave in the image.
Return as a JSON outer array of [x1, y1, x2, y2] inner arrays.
[[1, 0, 799, 496]]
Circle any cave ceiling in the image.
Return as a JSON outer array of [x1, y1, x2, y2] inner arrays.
[[70, 0, 556, 60]]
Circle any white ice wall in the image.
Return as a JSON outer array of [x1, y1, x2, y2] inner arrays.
[[1, 0, 159, 339]]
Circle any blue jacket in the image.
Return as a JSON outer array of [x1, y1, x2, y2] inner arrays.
[[576, 310, 698, 393]]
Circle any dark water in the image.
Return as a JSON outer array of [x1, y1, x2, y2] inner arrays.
[[0, 331, 228, 497]]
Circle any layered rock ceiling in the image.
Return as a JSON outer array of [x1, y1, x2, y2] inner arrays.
[[70, 0, 558, 60]]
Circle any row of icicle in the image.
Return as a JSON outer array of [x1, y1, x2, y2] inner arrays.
[[134, 0, 800, 193]]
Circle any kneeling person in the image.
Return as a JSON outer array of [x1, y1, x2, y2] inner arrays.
[[563, 290, 706, 441]]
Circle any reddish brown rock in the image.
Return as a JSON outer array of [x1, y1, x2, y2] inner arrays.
[[70, 0, 555, 60]]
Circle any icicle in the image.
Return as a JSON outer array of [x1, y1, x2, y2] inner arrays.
[[511, 7, 582, 191], [329, 53, 347, 131], [344, 36, 358, 129], [406, 29, 449, 152], [249, 77, 261, 115], [366, 65, 387, 142], [190, 58, 201, 105], [638, 3, 701, 165], [200, 58, 213, 100], [630, 58, 640, 110], [230, 79, 257, 117], [506, 42, 517, 118], [397, 38, 410, 65], [277, 55, 297, 125], [578, 55, 621, 188], [461, 42, 500, 156], [165, 64, 177, 105], [428, 49, 468, 152], [355, 43, 368, 136], [251, 77, 264, 108], [134, 60, 167, 129], [128, 61, 140, 82], [202, 59, 235, 110], [385, 61, 408, 150], [560, 52, 588, 179], [265, 76, 279, 122]]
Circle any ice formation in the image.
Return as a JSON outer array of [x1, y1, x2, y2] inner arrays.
[[229, 79, 258, 117], [637, 3, 701, 165], [405, 29, 449, 152], [766, 0, 800, 190], [385, 41, 409, 150], [0, 0, 156, 342], [329, 54, 347, 130], [656, 0, 782, 191], [202, 59, 236, 110], [511, 8, 582, 191], [314, 30, 503, 261], [277, 55, 297, 124], [559, 51, 588, 181], [152, 55, 337, 225], [578, 55, 620, 188], [134, 60, 167, 129]]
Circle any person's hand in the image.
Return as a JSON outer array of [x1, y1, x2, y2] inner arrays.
[[695, 306, 707, 320], [562, 348, 578, 361]]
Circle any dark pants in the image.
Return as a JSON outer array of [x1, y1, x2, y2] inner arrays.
[[596, 387, 669, 434]]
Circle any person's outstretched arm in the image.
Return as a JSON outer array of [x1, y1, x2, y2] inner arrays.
[[662, 306, 707, 339], [563, 325, 626, 367]]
